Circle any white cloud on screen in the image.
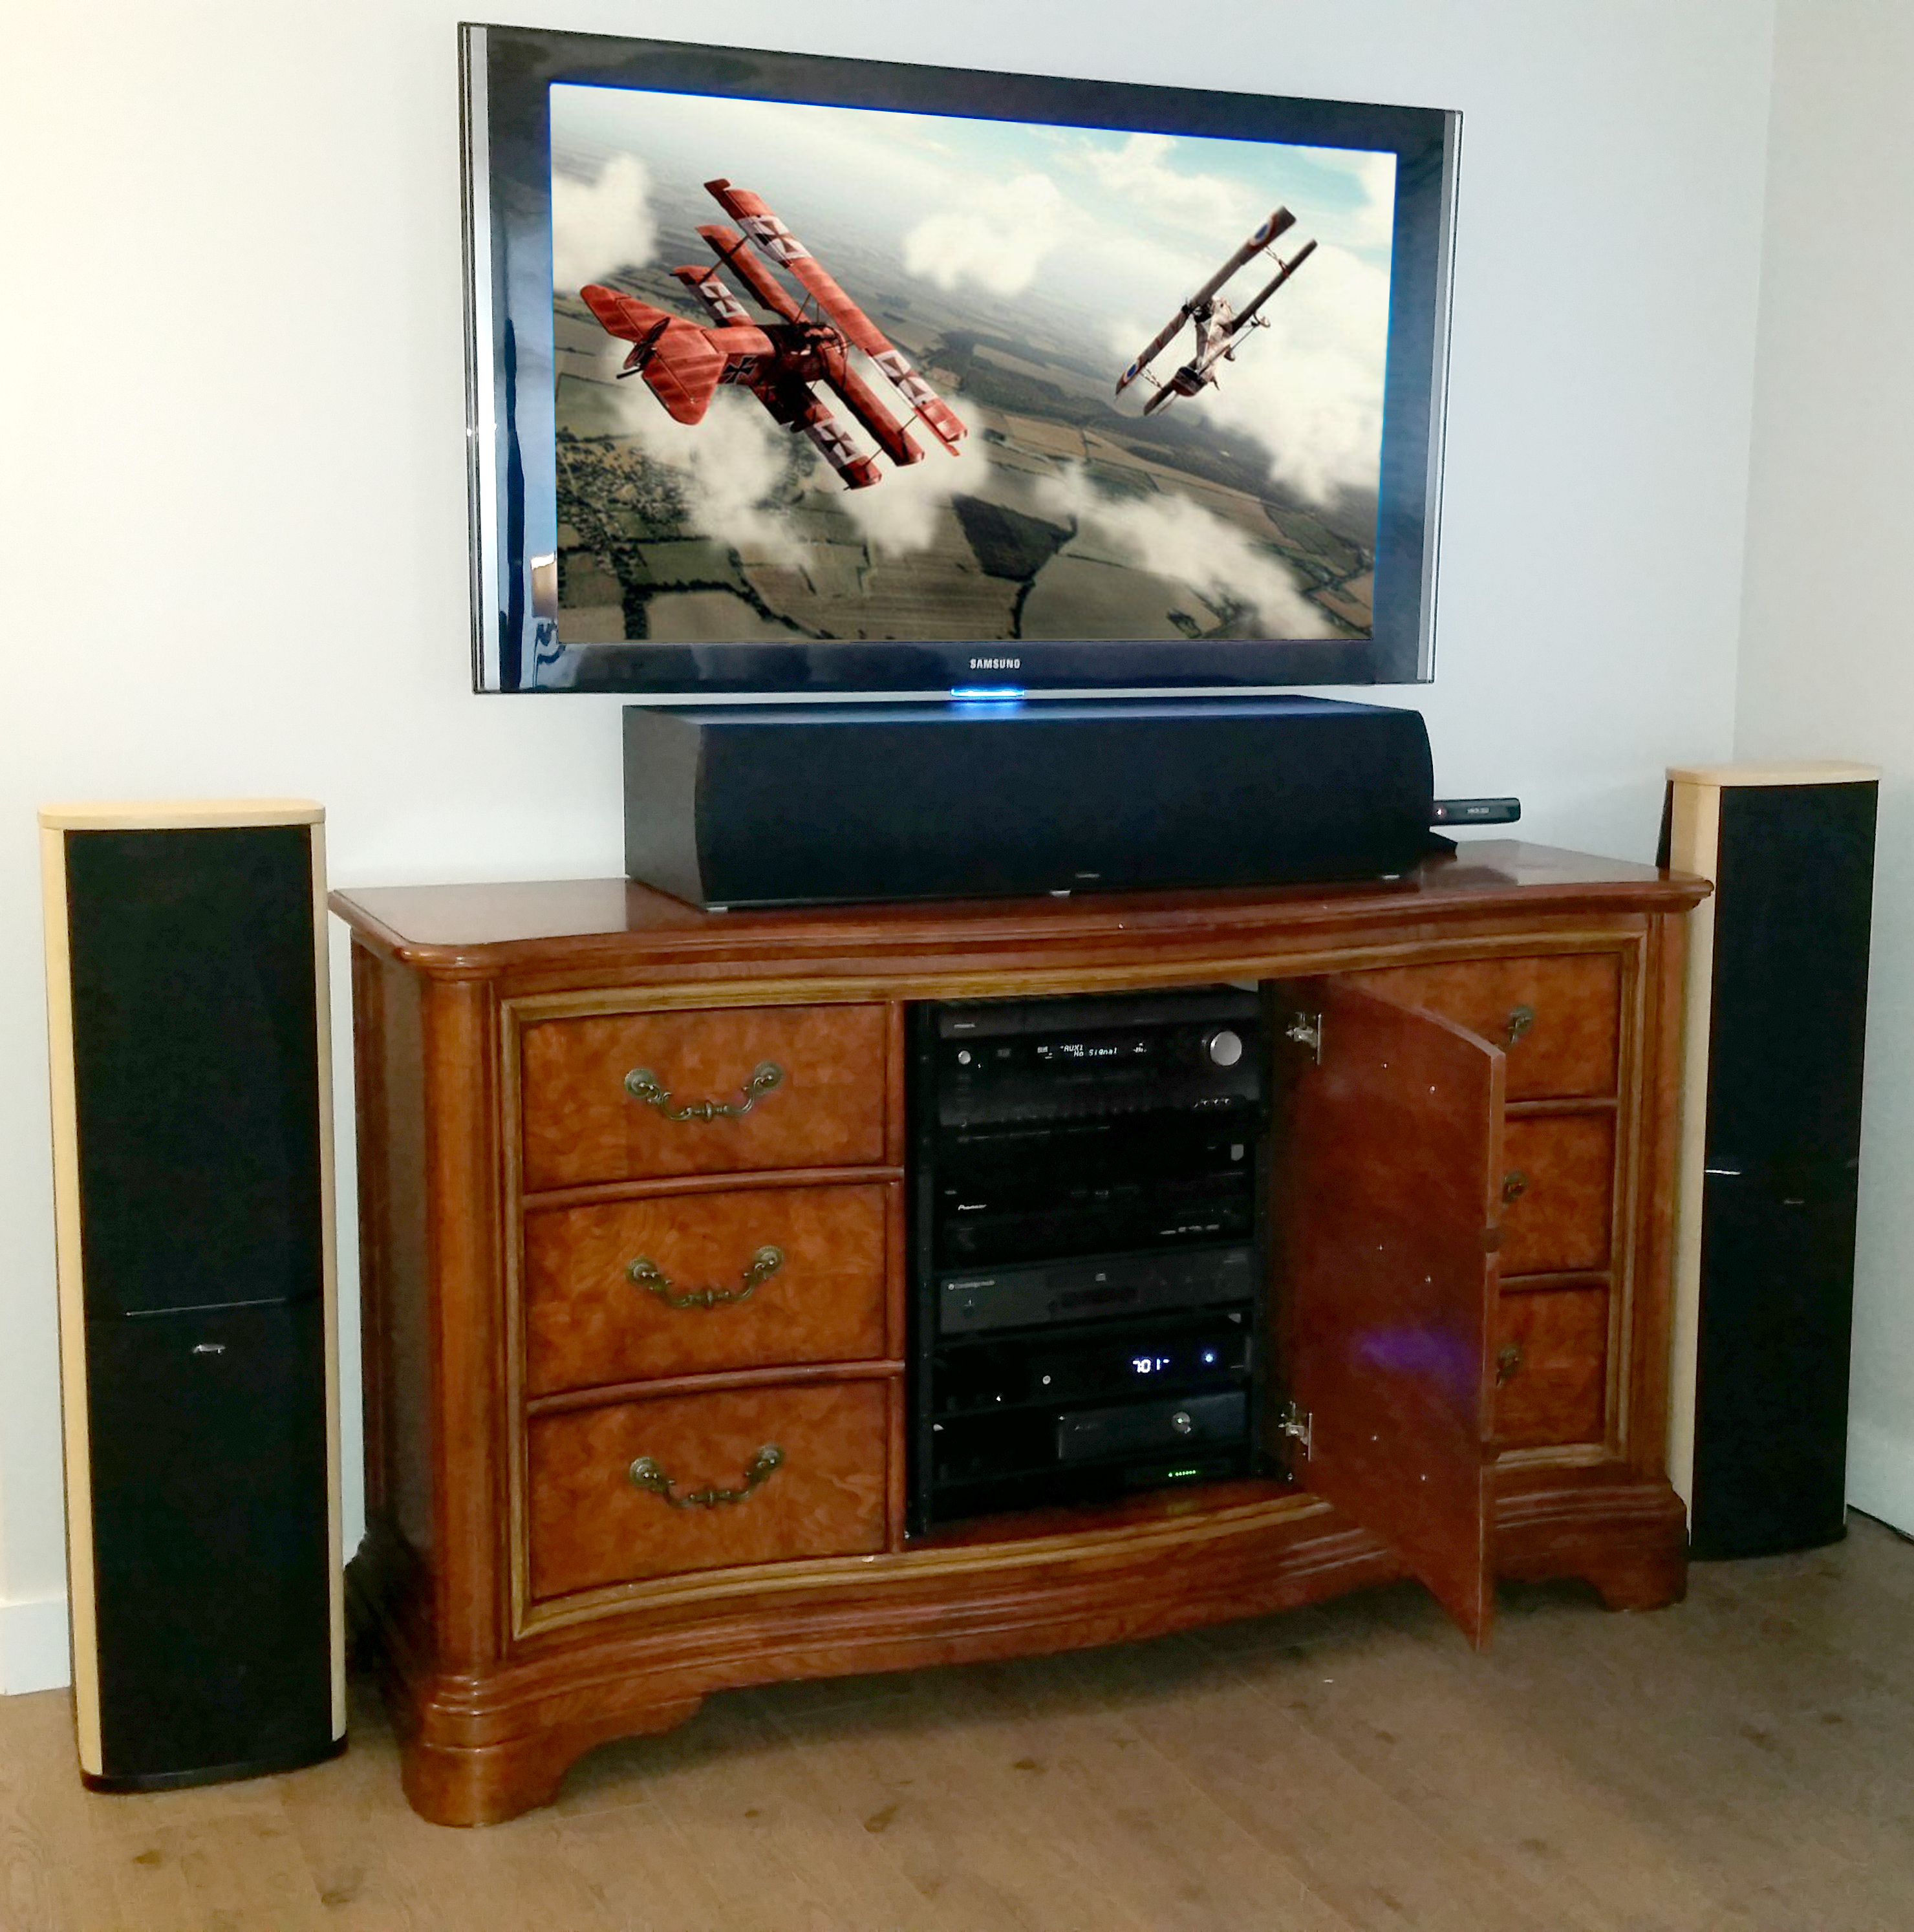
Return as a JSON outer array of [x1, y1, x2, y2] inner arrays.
[[554, 88, 964, 247], [902, 174, 1067, 298], [1223, 246, 1390, 506], [550, 155, 655, 294], [602, 360, 805, 567], [1343, 152, 1398, 252], [1034, 466, 1331, 637], [596, 332, 987, 563], [1071, 133, 1393, 264], [1079, 133, 1264, 237], [835, 390, 990, 554]]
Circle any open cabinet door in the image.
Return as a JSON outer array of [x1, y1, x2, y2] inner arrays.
[[1279, 980, 1505, 1648]]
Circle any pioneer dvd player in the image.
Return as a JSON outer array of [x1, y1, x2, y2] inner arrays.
[[909, 987, 1268, 1529]]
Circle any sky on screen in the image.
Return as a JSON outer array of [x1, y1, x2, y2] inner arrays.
[[546, 81, 1393, 621]]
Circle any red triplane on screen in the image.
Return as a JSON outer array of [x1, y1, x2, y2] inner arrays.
[[1116, 206, 1317, 414], [581, 178, 967, 490]]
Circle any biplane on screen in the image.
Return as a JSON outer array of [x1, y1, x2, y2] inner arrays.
[[582, 178, 967, 491], [547, 83, 1396, 651]]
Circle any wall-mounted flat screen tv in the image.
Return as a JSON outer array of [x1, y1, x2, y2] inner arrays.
[[461, 25, 1459, 696]]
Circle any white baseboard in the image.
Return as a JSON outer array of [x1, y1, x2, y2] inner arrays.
[[0, 1594, 71, 1695], [1849, 1417, 1914, 1538]]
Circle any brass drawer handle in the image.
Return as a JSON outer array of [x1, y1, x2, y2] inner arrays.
[[1505, 1005, 1535, 1047], [1501, 1170, 1529, 1205], [1496, 1344, 1524, 1385], [627, 1244, 785, 1311], [629, 1444, 784, 1510], [624, 1060, 784, 1122]]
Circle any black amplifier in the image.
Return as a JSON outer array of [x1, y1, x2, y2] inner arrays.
[[909, 987, 1269, 1530], [931, 988, 1262, 1128]]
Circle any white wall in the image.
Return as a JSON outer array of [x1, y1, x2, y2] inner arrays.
[[1737, 2, 1914, 1534], [0, 0, 1775, 1690]]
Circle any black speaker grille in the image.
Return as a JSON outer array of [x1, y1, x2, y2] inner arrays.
[[1705, 783, 1875, 1172], [87, 1301, 333, 1777], [64, 826, 324, 1318], [1690, 778, 1875, 1559]]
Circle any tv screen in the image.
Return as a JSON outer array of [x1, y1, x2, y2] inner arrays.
[[462, 27, 1458, 696]]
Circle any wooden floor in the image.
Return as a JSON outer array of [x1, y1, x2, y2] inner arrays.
[[5, 1514, 1914, 1931]]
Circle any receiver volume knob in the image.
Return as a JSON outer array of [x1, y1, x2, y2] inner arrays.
[[1205, 1029, 1245, 1068]]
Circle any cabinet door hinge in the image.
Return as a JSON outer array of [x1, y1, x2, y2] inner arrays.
[[1283, 1012, 1323, 1064], [1278, 1401, 1313, 1460]]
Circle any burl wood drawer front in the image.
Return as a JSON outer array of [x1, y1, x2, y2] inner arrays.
[[527, 1380, 889, 1599], [1351, 955, 1622, 1100], [1500, 1113, 1615, 1277], [524, 1184, 890, 1395], [520, 1005, 889, 1191], [1496, 1287, 1608, 1449]]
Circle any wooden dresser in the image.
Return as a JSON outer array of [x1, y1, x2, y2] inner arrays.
[[331, 843, 1708, 1825]]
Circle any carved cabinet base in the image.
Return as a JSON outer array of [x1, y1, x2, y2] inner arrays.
[[334, 846, 1704, 1826]]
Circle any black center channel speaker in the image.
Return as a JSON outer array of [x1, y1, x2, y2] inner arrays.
[[623, 696, 1436, 907], [39, 800, 344, 1790], [1661, 762, 1878, 1560]]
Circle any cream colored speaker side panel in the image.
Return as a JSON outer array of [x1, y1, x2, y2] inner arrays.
[[1664, 760, 1878, 789], [38, 799, 324, 831], [39, 823, 102, 1775], [1664, 777, 1722, 1513]]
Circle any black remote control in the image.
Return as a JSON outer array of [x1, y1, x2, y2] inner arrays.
[[1431, 797, 1522, 826]]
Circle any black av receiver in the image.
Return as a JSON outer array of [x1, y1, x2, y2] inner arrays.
[[909, 987, 1268, 1530]]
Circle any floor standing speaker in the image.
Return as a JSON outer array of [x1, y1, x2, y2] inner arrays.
[[1662, 762, 1878, 1560], [39, 800, 345, 1789]]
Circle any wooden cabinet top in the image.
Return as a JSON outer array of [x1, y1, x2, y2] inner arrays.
[[329, 841, 1709, 982]]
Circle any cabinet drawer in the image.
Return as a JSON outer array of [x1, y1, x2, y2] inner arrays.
[[1351, 955, 1621, 1100], [1495, 1287, 1608, 1449], [1500, 1113, 1615, 1276], [521, 1005, 889, 1190], [524, 1184, 891, 1395], [526, 1380, 890, 1600]]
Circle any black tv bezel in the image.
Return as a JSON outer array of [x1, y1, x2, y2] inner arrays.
[[461, 23, 1459, 696]]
